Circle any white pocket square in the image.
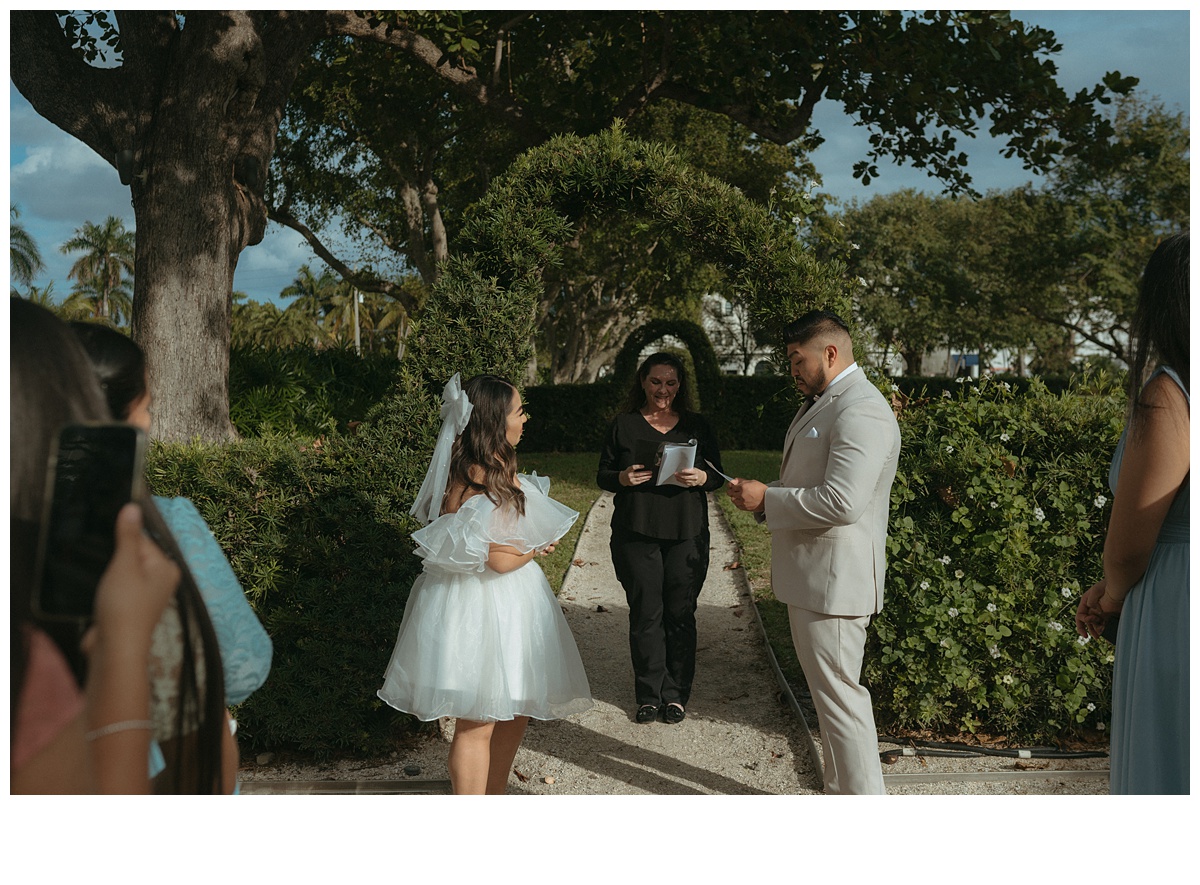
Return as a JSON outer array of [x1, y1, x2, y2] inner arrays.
[[805, 426, 819, 438]]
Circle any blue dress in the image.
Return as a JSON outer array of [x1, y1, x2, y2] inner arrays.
[[156, 496, 273, 705], [1107, 367, 1190, 794]]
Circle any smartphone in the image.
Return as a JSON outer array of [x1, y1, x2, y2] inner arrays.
[[31, 423, 147, 622]]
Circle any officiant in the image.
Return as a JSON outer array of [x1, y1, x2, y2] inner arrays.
[[596, 352, 726, 725]]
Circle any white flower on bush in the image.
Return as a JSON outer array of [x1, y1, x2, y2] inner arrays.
[[945, 444, 955, 453], [1105, 654, 1115, 664], [939, 555, 951, 565], [1001, 381, 1011, 391], [920, 580, 930, 590], [1060, 587, 1072, 598], [988, 644, 1001, 659], [1086, 703, 1096, 712], [857, 276, 869, 287], [1077, 635, 1090, 646], [948, 607, 959, 618], [939, 638, 950, 648], [986, 603, 997, 613], [791, 215, 802, 225], [989, 500, 999, 509], [1094, 495, 1107, 508], [954, 569, 964, 579], [1048, 621, 1063, 632], [942, 390, 951, 399], [891, 381, 900, 391], [1002, 674, 1014, 685], [1000, 432, 1010, 442], [1033, 506, 1045, 522]]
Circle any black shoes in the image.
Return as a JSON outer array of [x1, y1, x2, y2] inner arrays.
[[663, 703, 686, 724], [635, 705, 659, 724]]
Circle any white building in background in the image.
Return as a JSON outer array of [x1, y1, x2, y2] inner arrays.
[[700, 293, 775, 375]]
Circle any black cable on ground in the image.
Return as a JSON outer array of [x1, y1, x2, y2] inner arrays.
[[880, 736, 1109, 761]]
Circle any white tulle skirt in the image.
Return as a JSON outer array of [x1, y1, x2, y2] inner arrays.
[[377, 560, 593, 722]]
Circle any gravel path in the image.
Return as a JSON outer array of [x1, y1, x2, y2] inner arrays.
[[240, 492, 818, 794], [239, 492, 1108, 795]]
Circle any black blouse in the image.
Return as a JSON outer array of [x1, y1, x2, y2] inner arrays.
[[596, 411, 725, 541]]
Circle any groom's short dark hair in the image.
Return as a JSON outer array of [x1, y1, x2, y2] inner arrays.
[[783, 310, 850, 347]]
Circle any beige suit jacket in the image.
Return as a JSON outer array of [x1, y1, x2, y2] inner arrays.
[[761, 369, 900, 616]]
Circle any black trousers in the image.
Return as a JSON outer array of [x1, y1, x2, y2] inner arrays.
[[610, 527, 710, 707]]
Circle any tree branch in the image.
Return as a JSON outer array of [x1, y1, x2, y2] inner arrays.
[[1016, 305, 1127, 362], [651, 81, 817, 145], [10, 10, 128, 161], [267, 203, 421, 314], [324, 11, 548, 145]]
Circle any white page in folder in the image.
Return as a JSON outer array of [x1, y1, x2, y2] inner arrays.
[[656, 440, 697, 486]]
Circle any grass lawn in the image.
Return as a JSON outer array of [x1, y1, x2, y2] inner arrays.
[[518, 449, 805, 693], [518, 451, 603, 594]]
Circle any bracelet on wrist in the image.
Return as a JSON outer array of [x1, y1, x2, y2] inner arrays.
[[85, 719, 154, 741]]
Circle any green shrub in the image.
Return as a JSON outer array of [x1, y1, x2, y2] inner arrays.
[[868, 373, 1124, 741], [228, 346, 401, 438], [521, 381, 620, 452], [146, 421, 429, 758]]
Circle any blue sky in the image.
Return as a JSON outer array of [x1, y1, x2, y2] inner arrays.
[[7, 9, 1192, 306]]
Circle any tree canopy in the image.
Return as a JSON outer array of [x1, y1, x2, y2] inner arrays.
[[10, 9, 1136, 439]]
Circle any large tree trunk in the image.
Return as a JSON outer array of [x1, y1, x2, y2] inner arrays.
[[12, 10, 324, 442]]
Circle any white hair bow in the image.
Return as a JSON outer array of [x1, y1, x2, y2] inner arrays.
[[408, 373, 473, 525]]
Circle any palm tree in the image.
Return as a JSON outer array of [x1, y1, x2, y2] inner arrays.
[[16, 281, 58, 307], [60, 216, 135, 323], [10, 204, 44, 288], [280, 263, 339, 348], [62, 276, 134, 326]]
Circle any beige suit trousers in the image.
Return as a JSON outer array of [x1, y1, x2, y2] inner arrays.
[[788, 605, 886, 795]]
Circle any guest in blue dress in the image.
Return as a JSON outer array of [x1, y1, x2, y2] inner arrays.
[[1075, 232, 1189, 794], [70, 323, 273, 709]]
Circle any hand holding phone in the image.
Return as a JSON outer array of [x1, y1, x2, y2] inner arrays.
[[81, 502, 180, 657]]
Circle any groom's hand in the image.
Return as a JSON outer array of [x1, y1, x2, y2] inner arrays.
[[728, 478, 766, 513]]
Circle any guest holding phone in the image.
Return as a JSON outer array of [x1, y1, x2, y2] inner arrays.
[[597, 352, 725, 724], [10, 299, 232, 792], [71, 321, 273, 709]]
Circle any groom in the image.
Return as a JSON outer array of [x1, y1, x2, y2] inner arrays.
[[729, 310, 900, 794]]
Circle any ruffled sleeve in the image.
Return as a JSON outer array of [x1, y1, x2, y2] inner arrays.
[[484, 473, 578, 552], [412, 502, 493, 574], [411, 473, 577, 572]]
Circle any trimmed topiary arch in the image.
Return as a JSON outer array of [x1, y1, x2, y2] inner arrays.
[[609, 318, 722, 413], [402, 122, 847, 391], [375, 122, 850, 456]]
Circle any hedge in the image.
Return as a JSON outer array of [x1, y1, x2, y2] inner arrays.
[[869, 373, 1124, 740]]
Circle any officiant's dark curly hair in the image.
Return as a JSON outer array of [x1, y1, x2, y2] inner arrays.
[[447, 374, 526, 515], [622, 352, 695, 415]]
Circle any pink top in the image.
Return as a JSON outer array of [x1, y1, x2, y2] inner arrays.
[[12, 628, 86, 770]]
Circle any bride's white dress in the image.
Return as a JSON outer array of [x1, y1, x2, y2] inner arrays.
[[378, 474, 594, 722]]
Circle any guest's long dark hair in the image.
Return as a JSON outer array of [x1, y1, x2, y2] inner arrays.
[[446, 374, 525, 515], [11, 300, 226, 793], [69, 320, 148, 420], [1127, 232, 1189, 434], [621, 352, 695, 415]]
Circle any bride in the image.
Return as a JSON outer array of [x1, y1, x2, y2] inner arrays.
[[377, 373, 593, 794]]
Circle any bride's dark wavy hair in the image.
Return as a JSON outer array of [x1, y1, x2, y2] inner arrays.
[[447, 375, 525, 515]]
